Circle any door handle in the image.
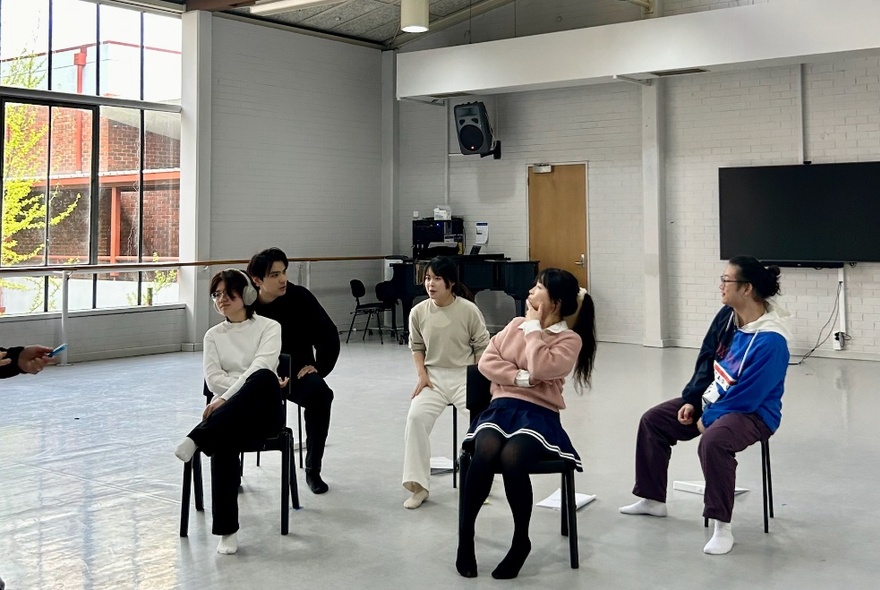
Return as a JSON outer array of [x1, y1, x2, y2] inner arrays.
[[575, 254, 585, 267]]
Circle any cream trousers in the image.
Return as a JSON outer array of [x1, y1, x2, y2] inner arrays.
[[402, 365, 469, 492]]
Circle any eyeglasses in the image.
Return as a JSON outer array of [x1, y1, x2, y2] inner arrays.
[[719, 276, 747, 285], [210, 291, 236, 301]]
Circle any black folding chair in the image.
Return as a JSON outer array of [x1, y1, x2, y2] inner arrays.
[[180, 354, 301, 537], [704, 437, 774, 533], [346, 279, 386, 343], [458, 365, 580, 569]]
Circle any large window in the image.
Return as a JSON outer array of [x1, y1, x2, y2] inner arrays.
[[0, 0, 181, 315]]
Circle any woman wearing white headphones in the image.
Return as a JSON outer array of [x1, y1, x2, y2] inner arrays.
[[175, 268, 285, 555]]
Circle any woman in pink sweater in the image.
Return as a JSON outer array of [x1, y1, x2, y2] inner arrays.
[[456, 268, 596, 579]]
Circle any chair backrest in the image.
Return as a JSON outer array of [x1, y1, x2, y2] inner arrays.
[[375, 280, 396, 307], [466, 364, 492, 415], [350, 279, 366, 301]]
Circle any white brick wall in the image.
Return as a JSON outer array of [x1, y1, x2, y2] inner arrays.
[[210, 17, 385, 329], [399, 83, 645, 343], [665, 65, 802, 344], [665, 55, 880, 357]]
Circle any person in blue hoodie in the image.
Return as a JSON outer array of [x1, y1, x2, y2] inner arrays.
[[619, 256, 791, 555]]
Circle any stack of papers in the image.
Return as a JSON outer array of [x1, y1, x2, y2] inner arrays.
[[673, 480, 748, 495], [430, 456, 454, 474], [536, 488, 597, 511]]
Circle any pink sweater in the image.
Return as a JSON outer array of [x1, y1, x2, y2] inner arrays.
[[478, 317, 583, 412]]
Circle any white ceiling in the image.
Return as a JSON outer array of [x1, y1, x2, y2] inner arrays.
[[228, 0, 506, 47]]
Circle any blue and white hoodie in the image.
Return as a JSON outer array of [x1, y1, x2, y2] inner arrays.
[[700, 302, 792, 433]]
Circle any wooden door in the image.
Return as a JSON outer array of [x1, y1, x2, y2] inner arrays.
[[528, 164, 588, 287]]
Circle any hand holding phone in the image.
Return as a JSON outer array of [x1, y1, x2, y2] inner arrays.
[[48, 343, 68, 358]]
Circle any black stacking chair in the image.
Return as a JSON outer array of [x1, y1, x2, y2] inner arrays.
[[346, 279, 386, 344], [704, 438, 774, 533], [180, 354, 301, 537], [458, 365, 579, 568]]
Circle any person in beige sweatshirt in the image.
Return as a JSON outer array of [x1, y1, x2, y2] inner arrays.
[[402, 257, 490, 509]]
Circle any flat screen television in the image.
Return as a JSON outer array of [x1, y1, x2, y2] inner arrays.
[[718, 162, 880, 267]]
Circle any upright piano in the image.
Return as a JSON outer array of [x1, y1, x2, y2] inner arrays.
[[389, 256, 539, 344]]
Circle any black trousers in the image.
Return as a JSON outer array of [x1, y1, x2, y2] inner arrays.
[[188, 369, 283, 536], [287, 372, 334, 473]]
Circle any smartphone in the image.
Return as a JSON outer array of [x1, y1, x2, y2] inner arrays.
[[48, 343, 68, 358]]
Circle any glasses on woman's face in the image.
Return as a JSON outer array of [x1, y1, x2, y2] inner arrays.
[[719, 275, 746, 286], [210, 291, 237, 301]]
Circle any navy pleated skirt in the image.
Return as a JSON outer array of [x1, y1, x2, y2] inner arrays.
[[462, 397, 582, 471]]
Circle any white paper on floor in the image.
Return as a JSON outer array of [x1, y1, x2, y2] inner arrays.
[[430, 456, 454, 473], [536, 488, 597, 511], [673, 480, 748, 495]]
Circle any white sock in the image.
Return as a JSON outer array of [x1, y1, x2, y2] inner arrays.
[[174, 437, 197, 462], [619, 498, 667, 517], [217, 533, 238, 555], [403, 485, 429, 509], [703, 520, 734, 555]]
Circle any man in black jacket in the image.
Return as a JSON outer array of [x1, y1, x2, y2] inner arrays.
[[1, 345, 55, 379], [248, 248, 340, 494]]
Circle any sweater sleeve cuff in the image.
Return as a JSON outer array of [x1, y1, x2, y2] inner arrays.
[[514, 369, 533, 388], [518, 320, 542, 334]]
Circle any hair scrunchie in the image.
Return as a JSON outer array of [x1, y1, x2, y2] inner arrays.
[[565, 287, 589, 329]]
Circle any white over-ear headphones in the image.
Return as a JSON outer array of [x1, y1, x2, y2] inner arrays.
[[226, 268, 258, 306]]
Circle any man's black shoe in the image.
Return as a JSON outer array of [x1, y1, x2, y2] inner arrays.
[[306, 470, 329, 494]]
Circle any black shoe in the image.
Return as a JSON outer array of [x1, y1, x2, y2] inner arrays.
[[306, 470, 329, 494]]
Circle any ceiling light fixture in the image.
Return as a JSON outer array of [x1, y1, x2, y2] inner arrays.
[[249, 0, 343, 17], [401, 0, 429, 33]]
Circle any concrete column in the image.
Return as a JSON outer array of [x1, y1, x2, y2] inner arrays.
[[643, 0, 668, 347], [380, 50, 400, 255], [180, 10, 213, 351]]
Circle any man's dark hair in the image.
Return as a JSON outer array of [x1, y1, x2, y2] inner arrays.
[[247, 247, 289, 280]]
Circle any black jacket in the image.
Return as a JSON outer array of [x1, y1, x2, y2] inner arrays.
[[679, 306, 737, 418], [0, 346, 23, 379], [251, 282, 340, 377]]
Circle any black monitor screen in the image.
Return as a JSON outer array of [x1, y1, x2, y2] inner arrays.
[[719, 162, 880, 265]]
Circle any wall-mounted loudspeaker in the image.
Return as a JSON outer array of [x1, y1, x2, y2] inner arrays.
[[454, 102, 501, 159]]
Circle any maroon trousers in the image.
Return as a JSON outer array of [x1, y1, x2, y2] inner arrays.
[[632, 398, 771, 523]]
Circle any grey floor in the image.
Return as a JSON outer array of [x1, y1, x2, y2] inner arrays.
[[1, 338, 878, 589]]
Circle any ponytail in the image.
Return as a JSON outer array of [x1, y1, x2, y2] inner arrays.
[[536, 269, 597, 389], [570, 289, 596, 389]]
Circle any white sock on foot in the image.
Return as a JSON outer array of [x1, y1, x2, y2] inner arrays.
[[174, 437, 197, 462], [703, 520, 734, 555], [217, 533, 238, 555], [403, 486, 429, 509], [619, 498, 667, 517]]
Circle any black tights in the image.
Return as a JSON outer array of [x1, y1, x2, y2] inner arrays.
[[458, 429, 550, 579]]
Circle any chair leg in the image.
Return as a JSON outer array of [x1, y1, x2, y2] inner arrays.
[[346, 312, 357, 344], [362, 312, 370, 341], [452, 406, 458, 489], [560, 472, 569, 537], [290, 436, 302, 510], [281, 433, 290, 535], [458, 450, 471, 533], [180, 460, 192, 537], [297, 404, 305, 469], [376, 311, 384, 345], [193, 450, 204, 512], [762, 438, 773, 533], [564, 468, 579, 569]]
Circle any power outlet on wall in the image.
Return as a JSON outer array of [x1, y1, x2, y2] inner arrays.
[[832, 332, 845, 351]]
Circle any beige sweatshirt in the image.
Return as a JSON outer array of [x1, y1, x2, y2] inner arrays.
[[409, 297, 490, 368]]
